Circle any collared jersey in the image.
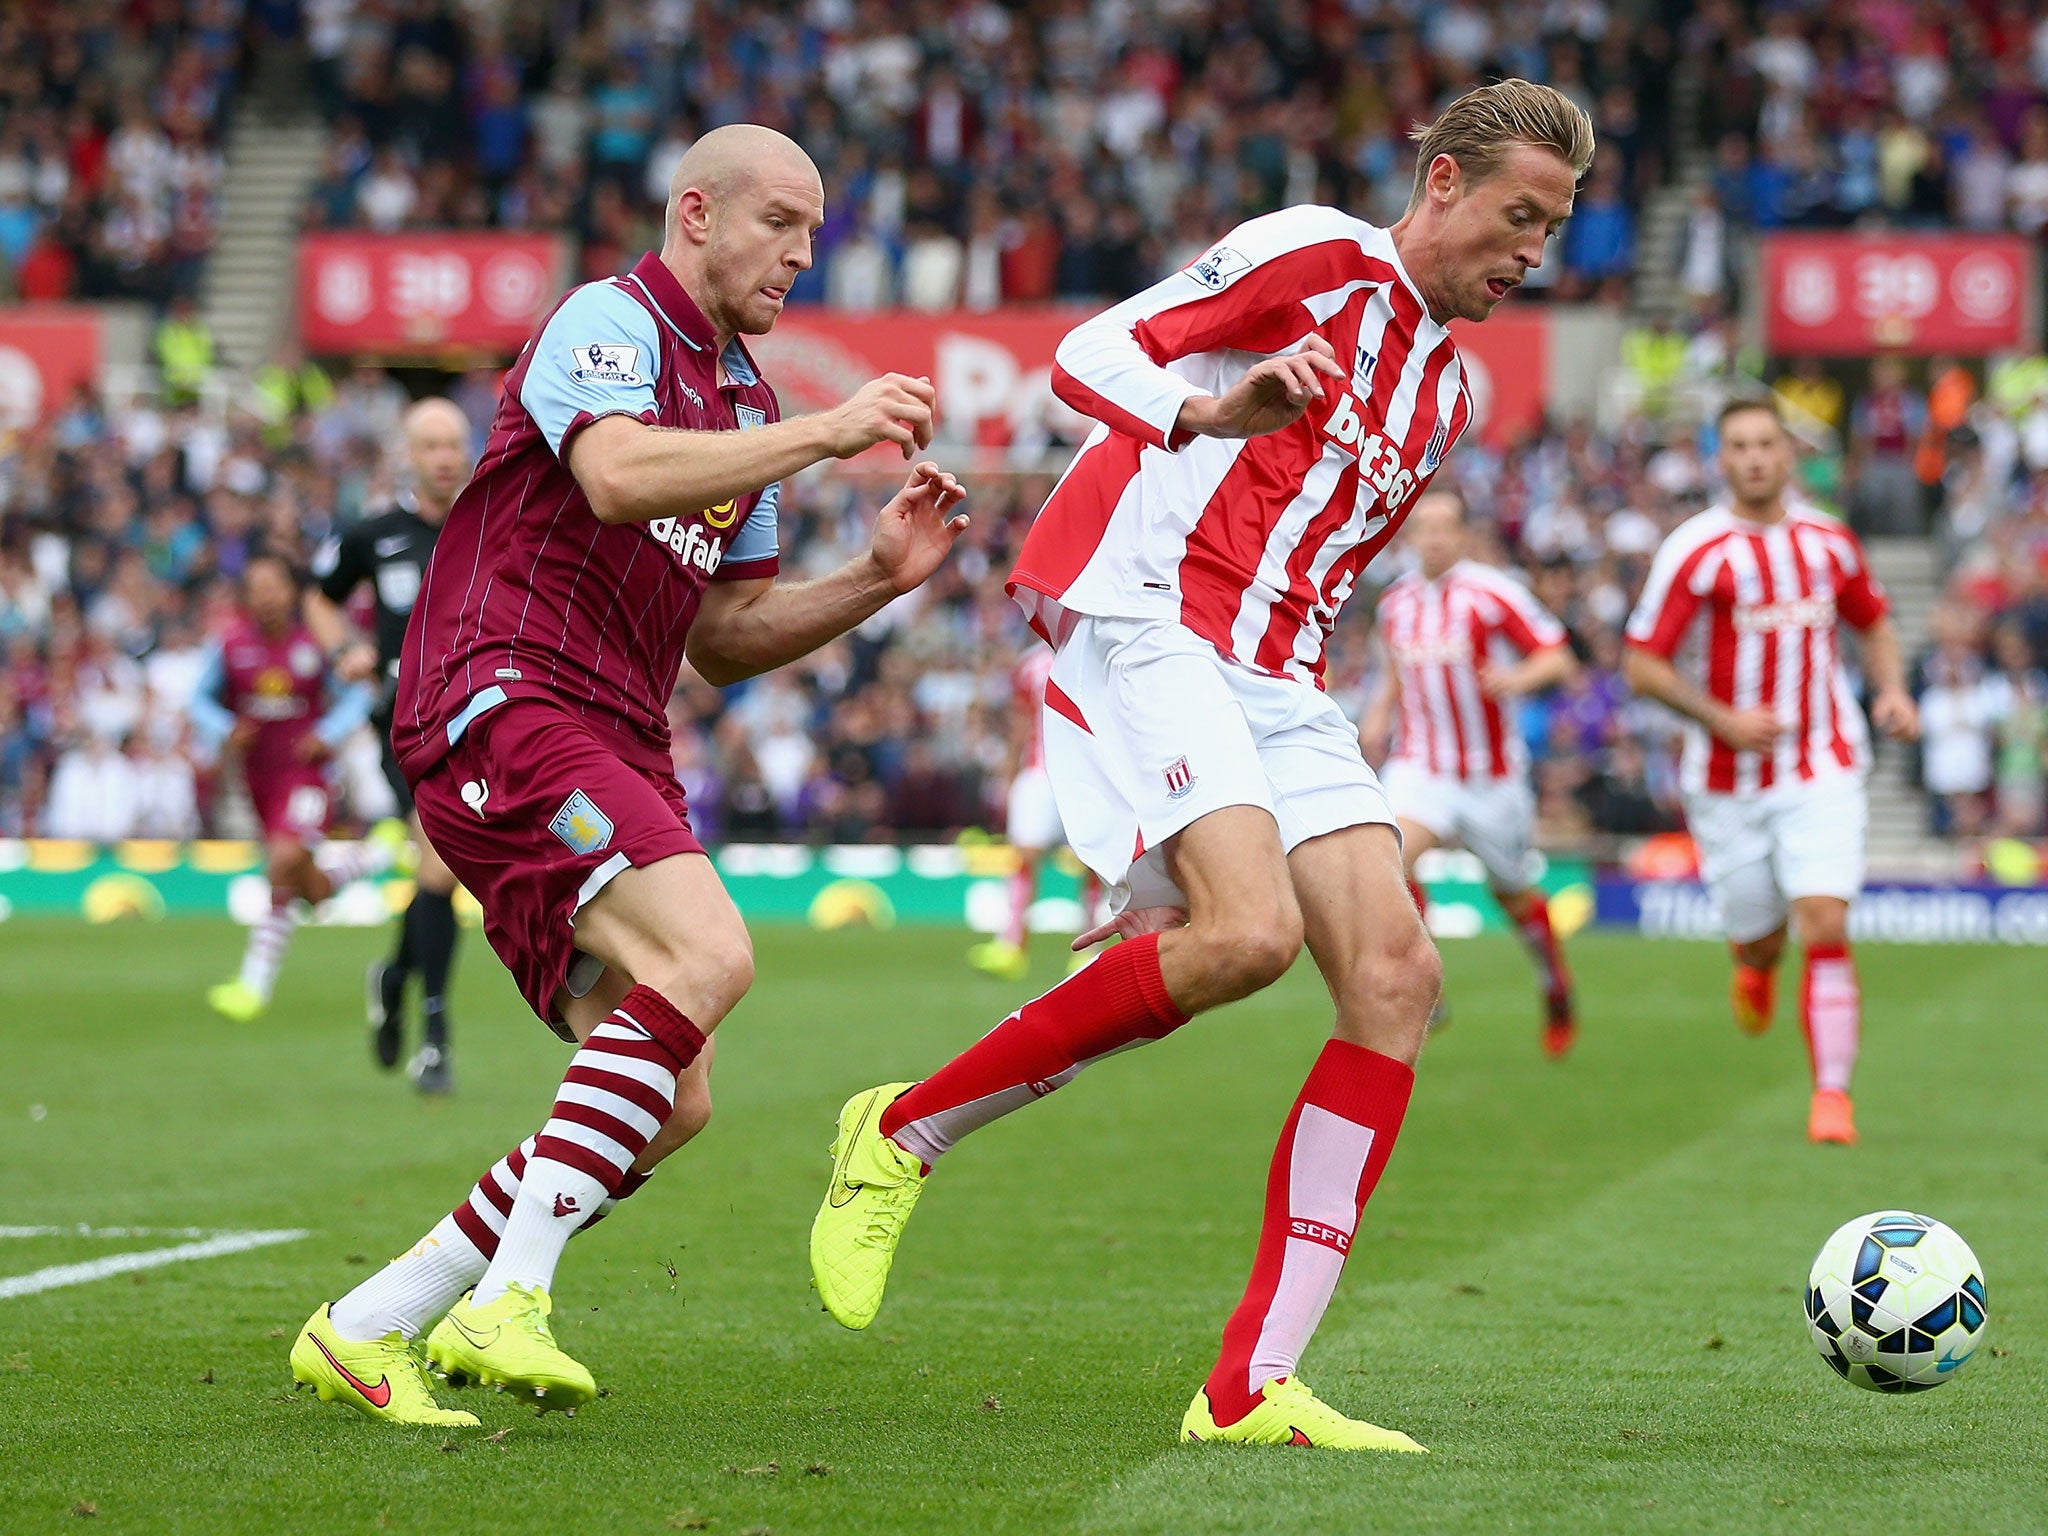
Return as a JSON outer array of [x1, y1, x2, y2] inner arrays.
[[394, 251, 782, 778], [1008, 205, 1472, 687], [312, 492, 440, 705], [1377, 559, 1567, 782], [1625, 503, 1889, 796]]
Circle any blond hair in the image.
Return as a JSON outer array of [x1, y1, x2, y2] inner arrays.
[[1407, 80, 1596, 208]]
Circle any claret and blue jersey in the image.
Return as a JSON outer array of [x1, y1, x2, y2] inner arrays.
[[393, 251, 783, 782]]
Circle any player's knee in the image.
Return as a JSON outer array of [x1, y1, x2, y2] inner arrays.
[[1362, 924, 1443, 1027], [1799, 906, 1849, 950], [1202, 906, 1304, 997], [635, 922, 754, 1024], [266, 842, 309, 888]]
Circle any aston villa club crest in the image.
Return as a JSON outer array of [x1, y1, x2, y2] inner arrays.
[[549, 789, 615, 854], [1163, 756, 1197, 801]]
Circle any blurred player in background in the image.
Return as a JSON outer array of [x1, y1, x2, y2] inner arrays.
[[1624, 397, 1919, 1145], [1362, 489, 1580, 1055], [813, 81, 1592, 1452], [195, 553, 400, 1022], [308, 397, 471, 1093], [967, 644, 1100, 980], [289, 124, 967, 1428]]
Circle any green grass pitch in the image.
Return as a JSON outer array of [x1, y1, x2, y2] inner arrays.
[[2, 916, 2044, 1534]]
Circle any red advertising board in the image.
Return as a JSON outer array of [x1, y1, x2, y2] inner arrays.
[[0, 307, 100, 429], [1762, 233, 2035, 354], [298, 233, 567, 354], [754, 306, 1547, 452]]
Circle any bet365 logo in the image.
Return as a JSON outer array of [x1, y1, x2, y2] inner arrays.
[[1320, 391, 1421, 511]]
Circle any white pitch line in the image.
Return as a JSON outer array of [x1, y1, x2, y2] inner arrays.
[[0, 1229, 310, 1300], [0, 1225, 215, 1240]]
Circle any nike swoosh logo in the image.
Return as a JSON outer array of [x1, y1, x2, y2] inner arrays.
[[1936, 1346, 1975, 1374], [309, 1332, 392, 1408], [828, 1096, 884, 1208], [449, 1316, 500, 1350]]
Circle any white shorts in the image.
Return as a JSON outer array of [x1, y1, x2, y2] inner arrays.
[[1005, 765, 1065, 851], [1684, 775, 1868, 944], [1043, 615, 1395, 912], [1380, 761, 1536, 892]]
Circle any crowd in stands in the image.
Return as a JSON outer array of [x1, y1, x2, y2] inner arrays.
[[295, 0, 1670, 305], [0, 2, 241, 306], [1678, 0, 2048, 313]]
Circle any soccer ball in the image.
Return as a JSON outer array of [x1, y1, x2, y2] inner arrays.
[[1805, 1211, 1988, 1393]]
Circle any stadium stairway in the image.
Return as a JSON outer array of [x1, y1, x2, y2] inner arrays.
[[1862, 537, 1949, 877], [200, 95, 327, 371]]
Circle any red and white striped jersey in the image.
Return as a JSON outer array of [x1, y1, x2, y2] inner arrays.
[[1377, 559, 1567, 781], [1625, 503, 1889, 796], [1011, 645, 1055, 772], [1009, 205, 1472, 687]]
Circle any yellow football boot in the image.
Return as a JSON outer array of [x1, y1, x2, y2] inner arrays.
[[809, 1082, 926, 1329], [289, 1304, 478, 1426], [207, 979, 265, 1022], [424, 1285, 595, 1410], [967, 939, 1031, 981], [1181, 1378, 1426, 1452]]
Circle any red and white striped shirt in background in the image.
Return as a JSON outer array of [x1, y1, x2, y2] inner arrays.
[[1008, 204, 1472, 687], [1011, 646, 1055, 772], [1624, 504, 1889, 797], [1377, 559, 1568, 781]]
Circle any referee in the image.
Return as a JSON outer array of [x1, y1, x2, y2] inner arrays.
[[308, 397, 471, 1093]]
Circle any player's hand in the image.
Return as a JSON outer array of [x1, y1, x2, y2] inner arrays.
[[1072, 904, 1189, 952], [825, 373, 937, 460], [1477, 664, 1522, 699], [1715, 705, 1786, 755], [868, 462, 968, 595], [1179, 335, 1346, 440], [1871, 687, 1920, 741], [295, 734, 331, 763], [334, 641, 379, 684]]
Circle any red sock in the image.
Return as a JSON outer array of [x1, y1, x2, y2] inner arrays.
[[1800, 943, 1859, 1092], [1511, 893, 1570, 1000], [882, 932, 1188, 1164], [1204, 1041, 1414, 1427]]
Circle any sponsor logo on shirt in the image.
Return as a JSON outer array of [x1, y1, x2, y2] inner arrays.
[[1353, 345, 1377, 390], [1184, 244, 1251, 291], [549, 789, 614, 855], [570, 343, 644, 385], [645, 516, 726, 573], [1390, 635, 1475, 666], [1321, 391, 1420, 512], [1734, 594, 1836, 633]]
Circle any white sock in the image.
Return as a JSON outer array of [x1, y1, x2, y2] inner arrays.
[[239, 892, 300, 1001], [315, 836, 396, 890], [470, 1161, 610, 1307], [329, 1214, 489, 1341]]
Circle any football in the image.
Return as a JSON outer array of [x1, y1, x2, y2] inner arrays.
[[1805, 1212, 1989, 1393]]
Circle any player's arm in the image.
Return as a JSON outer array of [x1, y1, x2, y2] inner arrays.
[[306, 528, 379, 682], [1480, 641, 1577, 699], [568, 378, 936, 526], [1050, 209, 1357, 450], [186, 644, 249, 755], [686, 462, 967, 687], [1853, 615, 1919, 740], [522, 273, 937, 525], [1621, 646, 1782, 755], [298, 677, 377, 761], [1834, 534, 1919, 740], [1358, 650, 1398, 763]]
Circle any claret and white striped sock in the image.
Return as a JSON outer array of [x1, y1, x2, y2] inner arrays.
[[470, 986, 704, 1307], [237, 888, 300, 1003]]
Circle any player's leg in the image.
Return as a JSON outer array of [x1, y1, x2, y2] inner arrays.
[[1185, 822, 1434, 1452], [1688, 792, 1787, 1036], [969, 847, 1039, 981], [1776, 779, 1868, 1144], [1466, 780, 1574, 1055], [404, 824, 462, 1092], [209, 832, 314, 1021], [369, 735, 419, 1070]]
